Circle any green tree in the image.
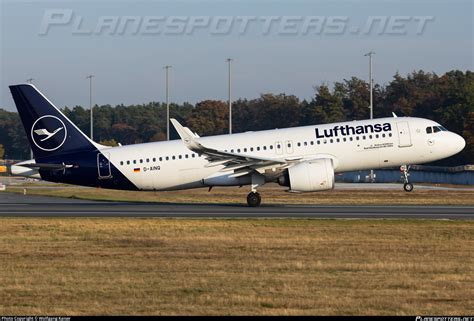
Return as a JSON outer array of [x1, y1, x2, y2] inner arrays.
[[99, 139, 119, 147], [250, 94, 301, 130], [301, 84, 345, 125], [186, 100, 229, 136]]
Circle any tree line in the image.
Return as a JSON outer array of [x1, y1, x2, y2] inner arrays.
[[0, 70, 473, 166]]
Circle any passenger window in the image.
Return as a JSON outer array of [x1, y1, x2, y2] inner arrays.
[[120, 161, 123, 166], [126, 161, 130, 165], [179, 155, 182, 159], [277, 144, 281, 149], [270, 145, 273, 150], [297, 142, 301, 147], [185, 154, 189, 158], [250, 147, 254, 152], [237, 149, 241, 153], [356, 137, 360, 141], [159, 157, 162, 161], [133, 160, 137, 164], [192, 154, 195, 158], [257, 147, 260, 151], [146, 158, 150, 163], [140, 159, 143, 164], [317, 141, 321, 145], [336, 138, 340, 143], [382, 134, 386, 138], [166, 156, 169, 161], [310, 141, 314, 145], [350, 137, 353, 141], [263, 146, 267, 150], [330, 139, 333, 143], [244, 148, 247, 152], [389, 133, 392, 137], [343, 138, 347, 142]]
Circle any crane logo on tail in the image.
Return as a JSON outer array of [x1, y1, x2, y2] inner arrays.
[[31, 115, 68, 151]]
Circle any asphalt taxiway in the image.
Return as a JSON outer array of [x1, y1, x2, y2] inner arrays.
[[0, 192, 473, 219]]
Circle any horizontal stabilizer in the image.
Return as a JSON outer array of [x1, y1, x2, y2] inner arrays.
[[16, 163, 73, 171]]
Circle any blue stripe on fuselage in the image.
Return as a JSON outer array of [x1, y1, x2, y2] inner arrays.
[[37, 150, 139, 191]]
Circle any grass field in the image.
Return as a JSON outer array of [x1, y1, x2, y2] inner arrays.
[[4, 183, 474, 205], [0, 219, 473, 315]]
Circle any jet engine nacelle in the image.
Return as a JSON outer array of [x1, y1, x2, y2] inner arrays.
[[279, 159, 335, 192]]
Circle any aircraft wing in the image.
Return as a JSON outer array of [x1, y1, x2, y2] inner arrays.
[[171, 119, 297, 178]]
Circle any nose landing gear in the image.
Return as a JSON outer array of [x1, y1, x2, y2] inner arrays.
[[400, 165, 414, 192]]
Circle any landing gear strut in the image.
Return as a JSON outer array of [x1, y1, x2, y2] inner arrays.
[[400, 165, 414, 192]]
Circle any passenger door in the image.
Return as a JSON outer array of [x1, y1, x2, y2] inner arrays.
[[396, 122, 413, 147], [97, 152, 112, 179]]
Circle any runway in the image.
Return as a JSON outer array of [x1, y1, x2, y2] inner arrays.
[[0, 192, 473, 219]]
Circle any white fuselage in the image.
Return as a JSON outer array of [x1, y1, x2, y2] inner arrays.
[[94, 117, 465, 191]]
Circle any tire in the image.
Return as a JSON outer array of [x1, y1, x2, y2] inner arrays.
[[247, 192, 262, 207], [403, 183, 414, 192]]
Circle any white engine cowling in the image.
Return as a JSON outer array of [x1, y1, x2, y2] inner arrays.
[[285, 159, 335, 192]]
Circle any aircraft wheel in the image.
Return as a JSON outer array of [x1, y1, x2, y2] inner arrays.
[[403, 183, 414, 192], [247, 192, 261, 207]]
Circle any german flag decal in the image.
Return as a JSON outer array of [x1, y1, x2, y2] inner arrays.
[[133, 168, 140, 173]]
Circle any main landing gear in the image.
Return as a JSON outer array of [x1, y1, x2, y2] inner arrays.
[[400, 165, 414, 192], [247, 173, 265, 207], [247, 192, 261, 207]]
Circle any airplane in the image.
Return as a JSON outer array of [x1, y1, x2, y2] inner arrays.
[[9, 84, 466, 207]]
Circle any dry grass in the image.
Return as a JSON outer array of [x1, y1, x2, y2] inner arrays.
[[6, 183, 474, 206], [0, 219, 473, 315]]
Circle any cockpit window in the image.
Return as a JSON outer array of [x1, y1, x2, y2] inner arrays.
[[427, 126, 448, 134]]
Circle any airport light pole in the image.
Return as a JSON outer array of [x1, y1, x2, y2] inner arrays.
[[227, 58, 233, 134], [365, 51, 375, 182], [164, 65, 172, 141], [364, 51, 375, 120], [86, 75, 95, 140]]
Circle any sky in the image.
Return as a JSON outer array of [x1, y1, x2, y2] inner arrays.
[[0, 0, 473, 111]]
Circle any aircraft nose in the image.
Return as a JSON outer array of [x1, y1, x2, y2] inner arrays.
[[452, 133, 466, 154]]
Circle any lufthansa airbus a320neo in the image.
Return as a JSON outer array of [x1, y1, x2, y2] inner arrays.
[[9, 84, 466, 206]]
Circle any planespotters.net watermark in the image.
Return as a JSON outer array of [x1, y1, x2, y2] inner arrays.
[[38, 9, 435, 36]]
